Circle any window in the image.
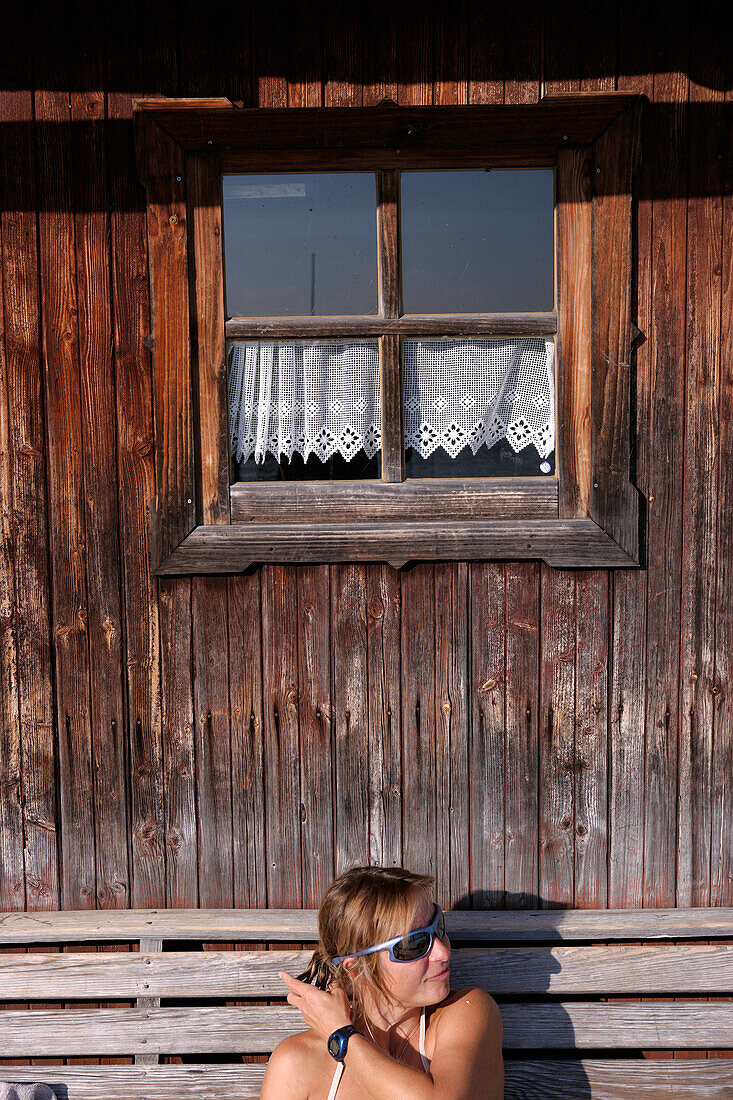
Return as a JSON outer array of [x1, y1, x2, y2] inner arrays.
[[135, 96, 642, 572]]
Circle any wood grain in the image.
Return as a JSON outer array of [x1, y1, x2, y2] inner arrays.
[[1, 944, 729, 998], [225, 313, 557, 338]]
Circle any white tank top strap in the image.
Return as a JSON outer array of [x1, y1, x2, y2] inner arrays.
[[327, 1059, 344, 1100], [419, 1005, 430, 1071]]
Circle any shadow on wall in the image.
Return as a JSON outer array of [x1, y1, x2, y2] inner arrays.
[[454, 890, 591, 1100]]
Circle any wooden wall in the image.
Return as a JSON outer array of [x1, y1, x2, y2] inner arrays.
[[0, 1, 730, 922]]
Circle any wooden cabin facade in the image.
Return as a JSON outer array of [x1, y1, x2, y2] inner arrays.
[[0, 0, 730, 949]]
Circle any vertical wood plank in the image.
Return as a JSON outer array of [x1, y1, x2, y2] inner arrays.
[[467, 0, 503, 106], [678, 27, 724, 908], [435, 563, 470, 907], [539, 567, 576, 907], [229, 572, 267, 908], [188, 153, 229, 527], [504, 564, 540, 908], [107, 8, 173, 908], [262, 566, 302, 905], [332, 564, 370, 871], [35, 70, 96, 912], [159, 578, 196, 907], [379, 336, 403, 484], [298, 565, 333, 904], [469, 563, 505, 906], [323, 0, 362, 108], [366, 565, 402, 868], [574, 573, 609, 907], [362, 3, 397, 106], [0, 206, 25, 912], [136, 113, 196, 562], [70, 41, 129, 910], [609, 8, 654, 909], [0, 76, 58, 912], [642, 41, 689, 910], [287, 1, 323, 108], [433, 0, 468, 107], [401, 564, 437, 879], [711, 79, 733, 908], [192, 577, 233, 907]]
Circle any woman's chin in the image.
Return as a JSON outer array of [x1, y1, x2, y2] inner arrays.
[[423, 970, 451, 1001]]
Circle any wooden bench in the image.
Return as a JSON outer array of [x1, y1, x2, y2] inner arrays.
[[1, 907, 732, 1098]]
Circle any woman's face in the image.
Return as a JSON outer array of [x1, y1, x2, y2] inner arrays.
[[375, 893, 452, 1009]]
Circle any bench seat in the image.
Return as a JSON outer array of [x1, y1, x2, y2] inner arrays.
[[1, 907, 732, 1098]]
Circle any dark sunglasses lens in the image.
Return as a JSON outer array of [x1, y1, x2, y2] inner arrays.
[[394, 930, 431, 961], [436, 911, 445, 939]]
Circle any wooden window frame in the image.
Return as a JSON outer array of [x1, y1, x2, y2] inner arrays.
[[134, 95, 643, 573]]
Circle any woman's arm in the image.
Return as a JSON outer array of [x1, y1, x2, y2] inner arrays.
[[280, 974, 503, 1100], [260, 1033, 311, 1100]]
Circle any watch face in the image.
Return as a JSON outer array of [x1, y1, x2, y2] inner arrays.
[[328, 1035, 341, 1058]]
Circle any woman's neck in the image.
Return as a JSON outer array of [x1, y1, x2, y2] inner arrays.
[[357, 996, 422, 1057]]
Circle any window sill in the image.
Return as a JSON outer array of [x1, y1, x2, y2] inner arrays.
[[152, 517, 638, 574]]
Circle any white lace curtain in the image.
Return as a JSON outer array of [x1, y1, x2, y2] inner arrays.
[[228, 337, 555, 466]]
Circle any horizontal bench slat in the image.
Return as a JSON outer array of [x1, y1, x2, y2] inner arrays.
[[1, 1002, 732, 1054], [1, 907, 731, 943], [2, 1060, 732, 1099], [0, 945, 730, 999]]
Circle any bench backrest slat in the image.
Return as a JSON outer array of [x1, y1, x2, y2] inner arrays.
[[0, 945, 730, 998], [1, 1002, 732, 1056], [3, 1060, 733, 1099], [1, 907, 731, 943]]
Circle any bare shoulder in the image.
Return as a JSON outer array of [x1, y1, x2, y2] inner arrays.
[[434, 987, 502, 1040], [261, 1030, 319, 1099]]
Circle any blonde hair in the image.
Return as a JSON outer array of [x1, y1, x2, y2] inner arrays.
[[299, 865, 434, 1013]]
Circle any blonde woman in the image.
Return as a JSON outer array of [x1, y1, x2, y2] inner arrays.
[[262, 866, 504, 1099]]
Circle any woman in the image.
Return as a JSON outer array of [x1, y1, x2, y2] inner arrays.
[[262, 865, 504, 1099]]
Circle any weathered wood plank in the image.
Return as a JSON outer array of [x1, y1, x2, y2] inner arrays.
[[607, 10, 654, 911], [225, 313, 557, 338], [401, 565, 437, 878], [35, 76, 95, 912], [159, 578, 196, 907], [0, 77, 57, 912], [1, 945, 730, 999], [3, 1001, 733, 1055], [261, 567, 301, 906], [332, 564, 370, 870], [712, 78, 733, 907], [229, 573, 267, 909], [677, 27, 724, 908], [574, 572, 608, 908], [435, 563, 470, 906], [2, 1060, 732, 1100], [2, 907, 731, 944], [504, 564, 540, 907], [230, 479, 558, 524], [192, 578, 233, 907], [155, 519, 636, 573], [70, 53, 129, 911], [589, 101, 641, 559], [379, 335, 404, 483], [539, 567, 575, 906], [221, 146, 557, 172], [470, 563, 505, 906], [366, 565, 402, 868], [297, 566, 333, 905], [135, 112, 196, 563]]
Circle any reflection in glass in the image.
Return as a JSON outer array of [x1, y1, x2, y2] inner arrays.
[[223, 174, 378, 316], [228, 340, 381, 482], [403, 336, 555, 478], [401, 169, 555, 313]]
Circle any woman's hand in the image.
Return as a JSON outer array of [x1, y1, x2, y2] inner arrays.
[[279, 970, 353, 1042]]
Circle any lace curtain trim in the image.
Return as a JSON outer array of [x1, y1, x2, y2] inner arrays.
[[228, 337, 555, 465]]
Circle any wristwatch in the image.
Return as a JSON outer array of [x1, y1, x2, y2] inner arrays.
[[327, 1024, 361, 1062]]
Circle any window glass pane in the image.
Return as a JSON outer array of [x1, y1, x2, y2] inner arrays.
[[223, 174, 378, 316], [228, 340, 381, 482], [400, 169, 554, 313], [403, 337, 555, 478]]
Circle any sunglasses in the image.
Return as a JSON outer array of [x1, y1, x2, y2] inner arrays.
[[332, 904, 446, 966]]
